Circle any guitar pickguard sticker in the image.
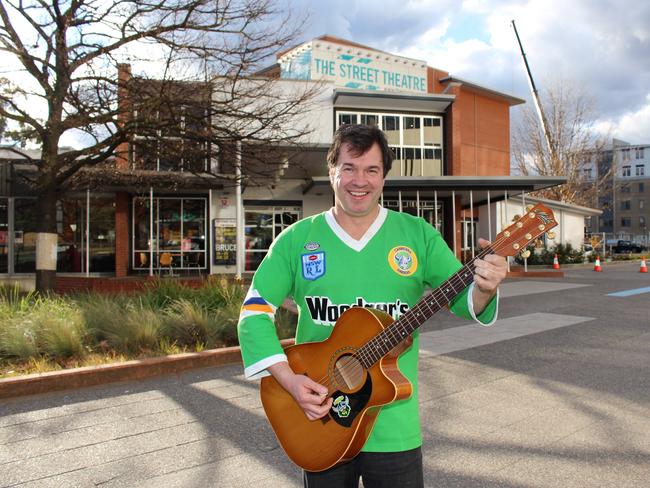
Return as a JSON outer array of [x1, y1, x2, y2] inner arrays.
[[332, 395, 351, 418], [328, 374, 373, 428]]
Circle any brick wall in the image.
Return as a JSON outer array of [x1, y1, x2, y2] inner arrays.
[[55, 275, 212, 294]]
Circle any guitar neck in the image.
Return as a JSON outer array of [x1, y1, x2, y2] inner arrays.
[[357, 246, 494, 368]]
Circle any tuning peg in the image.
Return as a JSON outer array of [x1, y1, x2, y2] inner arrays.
[[534, 238, 544, 249], [526, 204, 535, 212], [547, 231, 556, 239], [511, 214, 521, 222], [521, 249, 531, 258]]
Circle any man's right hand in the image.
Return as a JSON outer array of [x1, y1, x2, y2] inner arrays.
[[268, 362, 333, 420]]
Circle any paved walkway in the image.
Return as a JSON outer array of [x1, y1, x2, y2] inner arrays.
[[2, 265, 649, 487]]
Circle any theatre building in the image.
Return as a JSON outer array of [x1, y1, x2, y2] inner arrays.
[[0, 35, 566, 289]]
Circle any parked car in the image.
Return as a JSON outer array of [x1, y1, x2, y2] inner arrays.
[[613, 240, 643, 254]]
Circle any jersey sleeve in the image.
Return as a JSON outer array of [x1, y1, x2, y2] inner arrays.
[[421, 220, 498, 326], [237, 229, 296, 380]]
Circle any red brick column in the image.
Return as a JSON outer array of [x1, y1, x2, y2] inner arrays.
[[115, 64, 131, 170], [115, 192, 130, 277]]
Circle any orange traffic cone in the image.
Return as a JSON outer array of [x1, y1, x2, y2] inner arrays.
[[594, 255, 602, 272], [553, 254, 560, 270], [640, 257, 648, 273]]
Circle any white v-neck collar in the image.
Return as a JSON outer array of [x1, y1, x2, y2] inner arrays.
[[325, 206, 388, 252]]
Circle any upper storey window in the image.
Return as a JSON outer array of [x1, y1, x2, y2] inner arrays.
[[336, 111, 443, 177]]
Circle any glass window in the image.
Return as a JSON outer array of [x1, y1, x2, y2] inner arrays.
[[338, 113, 357, 126], [402, 148, 422, 176], [641, 216, 646, 227], [636, 165, 645, 176], [423, 117, 442, 146], [360, 114, 379, 126], [403, 117, 421, 146], [56, 198, 85, 272], [244, 206, 301, 271], [0, 198, 7, 273], [89, 198, 116, 273], [382, 116, 400, 145], [622, 165, 631, 177], [640, 200, 645, 209], [133, 197, 207, 270], [422, 148, 441, 176], [387, 147, 402, 178], [621, 217, 631, 227], [335, 111, 445, 177], [621, 200, 631, 210], [640, 183, 645, 192], [14, 198, 37, 273]]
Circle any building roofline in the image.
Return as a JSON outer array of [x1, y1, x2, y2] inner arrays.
[[439, 76, 525, 106], [507, 194, 602, 216]]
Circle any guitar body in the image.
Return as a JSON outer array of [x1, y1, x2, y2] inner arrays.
[[260, 306, 413, 472]]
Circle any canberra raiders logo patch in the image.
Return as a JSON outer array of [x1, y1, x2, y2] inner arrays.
[[388, 246, 418, 276]]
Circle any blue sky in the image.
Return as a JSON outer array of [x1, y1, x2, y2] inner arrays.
[[288, 0, 650, 144]]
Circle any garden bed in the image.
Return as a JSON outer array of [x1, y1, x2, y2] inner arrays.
[[0, 278, 296, 378]]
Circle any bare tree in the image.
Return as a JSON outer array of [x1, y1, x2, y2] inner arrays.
[[512, 81, 610, 207], [0, 0, 316, 292]]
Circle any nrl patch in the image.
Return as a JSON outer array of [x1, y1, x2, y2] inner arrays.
[[388, 246, 418, 276], [301, 252, 326, 281], [304, 242, 320, 251]]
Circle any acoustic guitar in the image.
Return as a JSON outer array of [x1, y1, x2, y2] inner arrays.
[[260, 203, 557, 472]]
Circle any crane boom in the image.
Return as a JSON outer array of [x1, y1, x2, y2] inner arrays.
[[511, 20, 555, 161]]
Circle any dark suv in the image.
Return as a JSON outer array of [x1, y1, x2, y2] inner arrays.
[[613, 240, 643, 253]]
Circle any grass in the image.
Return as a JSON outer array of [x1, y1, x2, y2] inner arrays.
[[0, 279, 297, 378]]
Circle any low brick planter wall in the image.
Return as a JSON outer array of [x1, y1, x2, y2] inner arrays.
[[0, 339, 294, 399]]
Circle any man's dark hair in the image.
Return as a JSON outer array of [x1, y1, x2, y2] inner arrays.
[[327, 124, 393, 176]]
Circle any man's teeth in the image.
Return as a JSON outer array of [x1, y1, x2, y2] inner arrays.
[[350, 191, 367, 196]]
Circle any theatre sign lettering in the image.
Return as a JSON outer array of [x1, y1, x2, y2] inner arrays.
[[279, 39, 428, 94]]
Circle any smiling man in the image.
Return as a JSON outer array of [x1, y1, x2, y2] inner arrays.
[[237, 124, 508, 487]]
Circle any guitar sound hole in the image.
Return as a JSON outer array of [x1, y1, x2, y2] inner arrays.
[[332, 354, 364, 392]]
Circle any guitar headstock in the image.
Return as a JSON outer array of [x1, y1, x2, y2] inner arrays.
[[491, 203, 558, 258]]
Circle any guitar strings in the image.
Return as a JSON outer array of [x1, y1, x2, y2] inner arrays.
[[316, 239, 507, 393], [310, 222, 540, 394]]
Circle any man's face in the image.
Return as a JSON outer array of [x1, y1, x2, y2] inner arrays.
[[329, 142, 385, 219]]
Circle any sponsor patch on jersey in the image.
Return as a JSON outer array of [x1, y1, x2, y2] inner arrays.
[[388, 246, 418, 276], [305, 296, 409, 326], [301, 252, 326, 280], [304, 241, 320, 251]]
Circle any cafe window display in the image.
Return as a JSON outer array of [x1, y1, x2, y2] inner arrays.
[[132, 197, 207, 271]]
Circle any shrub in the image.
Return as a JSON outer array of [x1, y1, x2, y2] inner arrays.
[[91, 300, 162, 354], [514, 242, 584, 265], [162, 299, 213, 347], [0, 321, 39, 360]]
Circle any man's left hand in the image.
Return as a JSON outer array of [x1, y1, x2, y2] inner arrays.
[[472, 238, 508, 313]]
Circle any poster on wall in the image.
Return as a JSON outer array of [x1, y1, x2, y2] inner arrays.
[[213, 218, 236, 266]]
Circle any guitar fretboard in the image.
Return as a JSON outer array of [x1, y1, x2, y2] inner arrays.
[[357, 246, 494, 368]]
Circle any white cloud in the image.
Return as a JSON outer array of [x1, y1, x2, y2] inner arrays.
[[606, 94, 650, 144]]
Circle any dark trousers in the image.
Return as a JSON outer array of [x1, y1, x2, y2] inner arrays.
[[303, 447, 423, 488]]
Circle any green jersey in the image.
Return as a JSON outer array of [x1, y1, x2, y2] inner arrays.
[[238, 207, 497, 452]]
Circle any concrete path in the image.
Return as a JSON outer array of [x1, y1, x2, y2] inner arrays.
[[1, 262, 649, 487]]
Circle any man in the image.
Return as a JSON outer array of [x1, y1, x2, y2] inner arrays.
[[238, 124, 507, 487]]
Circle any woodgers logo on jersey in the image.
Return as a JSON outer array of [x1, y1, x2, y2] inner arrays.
[[305, 296, 409, 326]]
